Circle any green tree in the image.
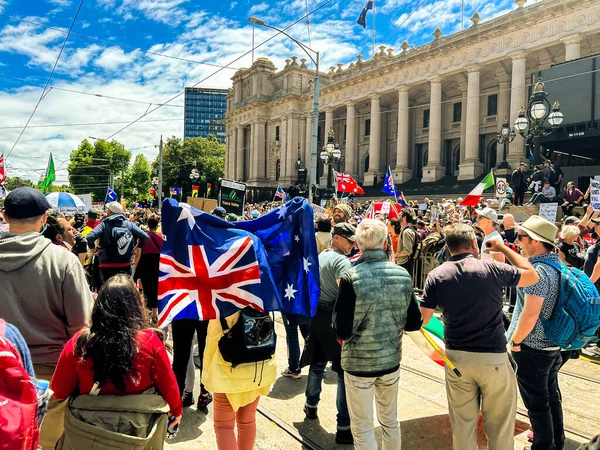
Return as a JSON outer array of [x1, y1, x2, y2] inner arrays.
[[68, 139, 131, 201], [125, 154, 152, 200], [3, 176, 35, 190], [152, 135, 225, 200]]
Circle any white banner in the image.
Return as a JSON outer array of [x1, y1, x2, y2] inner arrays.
[[77, 194, 92, 211], [495, 178, 507, 199], [590, 178, 600, 211], [311, 204, 328, 218], [539, 202, 558, 223]]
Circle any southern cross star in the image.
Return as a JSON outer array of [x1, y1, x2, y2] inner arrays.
[[177, 203, 203, 229], [284, 283, 297, 300], [277, 203, 289, 219], [294, 235, 300, 243], [303, 257, 312, 273]]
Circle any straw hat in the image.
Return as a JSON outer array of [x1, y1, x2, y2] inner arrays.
[[516, 215, 558, 246]]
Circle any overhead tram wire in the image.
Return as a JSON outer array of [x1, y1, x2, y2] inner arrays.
[[376, 0, 430, 57], [0, 118, 181, 130], [0, 14, 240, 71], [5, 0, 85, 161], [103, 0, 335, 141]]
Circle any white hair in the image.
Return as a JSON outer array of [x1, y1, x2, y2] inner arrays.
[[560, 225, 580, 240], [356, 219, 388, 251]]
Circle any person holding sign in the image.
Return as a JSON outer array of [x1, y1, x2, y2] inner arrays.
[[527, 182, 556, 205]]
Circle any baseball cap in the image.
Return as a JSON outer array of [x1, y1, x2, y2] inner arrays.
[[211, 207, 227, 218], [106, 202, 123, 214], [227, 213, 237, 221], [475, 206, 498, 223], [563, 216, 580, 225], [3, 187, 51, 219], [332, 222, 356, 242], [251, 209, 260, 219]]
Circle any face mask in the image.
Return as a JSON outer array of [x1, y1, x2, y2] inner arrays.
[[40, 224, 48, 234]]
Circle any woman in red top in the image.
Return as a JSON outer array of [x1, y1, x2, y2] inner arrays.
[[51, 275, 182, 427], [134, 214, 163, 323]]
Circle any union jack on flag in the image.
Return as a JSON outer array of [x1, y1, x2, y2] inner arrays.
[[157, 200, 281, 328]]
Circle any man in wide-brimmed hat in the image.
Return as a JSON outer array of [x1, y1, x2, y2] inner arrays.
[[506, 215, 565, 450]]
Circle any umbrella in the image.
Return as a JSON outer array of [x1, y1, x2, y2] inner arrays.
[[45, 192, 87, 213]]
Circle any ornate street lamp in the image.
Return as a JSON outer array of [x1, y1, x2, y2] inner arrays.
[[319, 128, 343, 197], [189, 161, 200, 182], [513, 77, 564, 164], [496, 119, 516, 170]]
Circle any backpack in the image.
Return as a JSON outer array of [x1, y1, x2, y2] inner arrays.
[[218, 308, 276, 369], [0, 320, 40, 450], [537, 260, 600, 350], [401, 226, 421, 261], [103, 221, 135, 264]]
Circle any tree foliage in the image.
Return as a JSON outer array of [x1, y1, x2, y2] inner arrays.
[[3, 176, 34, 191], [125, 154, 152, 200], [68, 139, 131, 201], [151, 136, 225, 199]]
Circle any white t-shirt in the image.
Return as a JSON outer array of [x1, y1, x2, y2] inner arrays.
[[481, 230, 503, 260]]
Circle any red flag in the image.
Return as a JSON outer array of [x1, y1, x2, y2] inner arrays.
[[365, 201, 400, 219], [150, 187, 157, 197], [336, 172, 364, 195], [0, 153, 5, 184]]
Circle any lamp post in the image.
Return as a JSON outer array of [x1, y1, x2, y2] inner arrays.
[[319, 128, 342, 198], [248, 17, 320, 204], [496, 119, 516, 170], [513, 77, 564, 165]]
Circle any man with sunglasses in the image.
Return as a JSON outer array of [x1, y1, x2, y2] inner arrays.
[[475, 207, 505, 263], [506, 215, 565, 450]]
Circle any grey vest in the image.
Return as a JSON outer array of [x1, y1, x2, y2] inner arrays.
[[341, 250, 413, 374]]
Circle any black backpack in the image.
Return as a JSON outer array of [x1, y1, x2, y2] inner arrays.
[[219, 308, 276, 370]]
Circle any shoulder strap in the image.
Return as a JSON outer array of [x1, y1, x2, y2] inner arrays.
[[149, 233, 161, 252], [0, 319, 5, 337], [220, 317, 230, 333]]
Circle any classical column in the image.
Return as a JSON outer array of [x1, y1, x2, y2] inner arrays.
[[497, 80, 511, 165], [507, 52, 527, 168], [459, 86, 467, 164], [459, 67, 484, 180], [423, 78, 445, 182], [281, 114, 299, 185], [563, 35, 582, 61], [394, 86, 412, 183], [279, 117, 288, 182], [252, 120, 266, 183], [235, 126, 244, 181], [345, 102, 357, 177], [325, 109, 333, 135], [364, 95, 382, 186]]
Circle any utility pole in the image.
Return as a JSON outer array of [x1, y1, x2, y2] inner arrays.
[[158, 135, 164, 211], [121, 159, 125, 200]]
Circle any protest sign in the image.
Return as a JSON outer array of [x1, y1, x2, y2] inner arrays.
[[311, 204, 328, 218], [218, 179, 246, 215], [539, 202, 558, 223], [590, 178, 600, 211], [495, 178, 507, 199]]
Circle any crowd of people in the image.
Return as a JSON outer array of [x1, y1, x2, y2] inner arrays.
[[1, 184, 599, 450]]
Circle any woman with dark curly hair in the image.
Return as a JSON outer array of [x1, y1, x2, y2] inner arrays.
[[50, 275, 182, 427]]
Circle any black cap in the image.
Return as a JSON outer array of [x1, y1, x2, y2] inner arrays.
[[4, 187, 52, 219], [211, 207, 227, 218]]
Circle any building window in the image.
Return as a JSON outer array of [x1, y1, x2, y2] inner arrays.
[[487, 94, 498, 116], [453, 102, 462, 123], [365, 119, 371, 136], [276, 160, 281, 181], [275, 126, 280, 141], [423, 109, 430, 128]]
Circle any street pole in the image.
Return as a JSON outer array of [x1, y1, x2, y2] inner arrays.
[[121, 161, 125, 201], [309, 51, 320, 204], [158, 135, 164, 211], [534, 135, 541, 165]]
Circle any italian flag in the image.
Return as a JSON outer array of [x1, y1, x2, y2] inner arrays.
[[459, 171, 495, 207]]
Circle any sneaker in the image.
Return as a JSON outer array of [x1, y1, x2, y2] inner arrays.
[[197, 392, 213, 409], [335, 429, 354, 445], [281, 369, 302, 379], [304, 405, 318, 420], [182, 391, 195, 407]]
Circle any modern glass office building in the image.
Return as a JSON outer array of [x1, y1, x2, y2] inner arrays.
[[184, 87, 228, 143]]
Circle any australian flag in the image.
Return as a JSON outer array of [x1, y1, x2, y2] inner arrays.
[[382, 166, 397, 198], [234, 197, 320, 317], [105, 187, 117, 203], [157, 199, 281, 327], [357, 0, 373, 28], [275, 186, 285, 199]]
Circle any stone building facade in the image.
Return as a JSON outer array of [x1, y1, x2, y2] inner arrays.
[[224, 0, 600, 188]]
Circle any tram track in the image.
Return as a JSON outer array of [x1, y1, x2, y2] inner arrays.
[[399, 365, 594, 442]]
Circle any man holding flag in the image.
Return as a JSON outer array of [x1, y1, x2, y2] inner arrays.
[[382, 166, 398, 200]]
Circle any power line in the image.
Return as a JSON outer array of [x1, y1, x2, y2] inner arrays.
[[0, 118, 180, 130], [5, 0, 85, 161], [0, 13, 239, 71], [378, 0, 429, 55], [0, 72, 184, 108], [104, 0, 333, 140]]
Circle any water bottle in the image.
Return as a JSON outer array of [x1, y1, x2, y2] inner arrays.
[[36, 379, 49, 396], [35, 379, 50, 430]]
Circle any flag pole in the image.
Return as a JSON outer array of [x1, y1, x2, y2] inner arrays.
[[372, 0, 376, 57], [272, 187, 278, 203]]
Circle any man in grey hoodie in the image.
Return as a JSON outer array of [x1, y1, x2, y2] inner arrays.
[[0, 187, 93, 449]]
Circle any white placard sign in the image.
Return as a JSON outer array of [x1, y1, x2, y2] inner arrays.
[[381, 201, 391, 214], [539, 202, 558, 223], [590, 178, 600, 211], [495, 178, 507, 199], [311, 204, 328, 218], [77, 194, 92, 211]]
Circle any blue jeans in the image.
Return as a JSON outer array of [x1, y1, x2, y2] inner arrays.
[[305, 361, 351, 430], [512, 345, 564, 450], [281, 313, 311, 373]]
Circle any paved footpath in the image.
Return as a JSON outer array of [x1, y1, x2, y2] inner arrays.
[[166, 318, 599, 449]]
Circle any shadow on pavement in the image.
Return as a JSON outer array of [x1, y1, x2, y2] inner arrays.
[[167, 408, 208, 444], [269, 375, 308, 400]]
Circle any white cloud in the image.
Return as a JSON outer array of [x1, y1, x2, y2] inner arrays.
[[48, 0, 72, 6], [248, 2, 269, 16], [95, 46, 138, 70], [80, 21, 90, 29], [0, 0, 8, 14], [230, 2, 237, 10]]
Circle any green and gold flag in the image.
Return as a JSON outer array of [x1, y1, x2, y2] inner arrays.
[[38, 153, 55, 194]]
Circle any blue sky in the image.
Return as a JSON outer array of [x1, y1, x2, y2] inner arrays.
[[0, 0, 519, 184]]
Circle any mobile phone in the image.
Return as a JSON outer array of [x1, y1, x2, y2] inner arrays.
[[166, 416, 179, 439]]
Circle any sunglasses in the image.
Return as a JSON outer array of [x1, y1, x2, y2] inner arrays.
[[516, 233, 530, 240]]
